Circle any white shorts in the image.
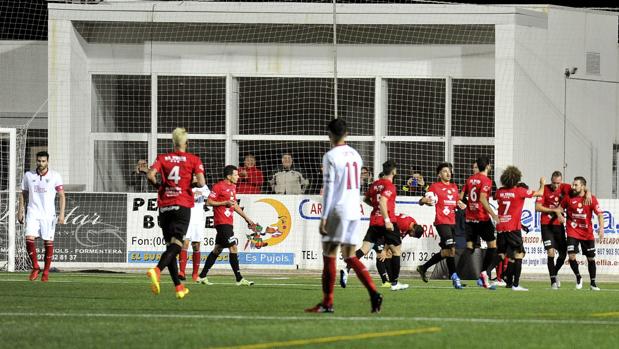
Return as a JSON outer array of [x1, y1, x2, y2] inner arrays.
[[322, 214, 362, 246], [25, 216, 57, 241], [185, 223, 204, 243]]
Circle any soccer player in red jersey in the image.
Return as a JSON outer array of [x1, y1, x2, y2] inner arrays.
[[495, 166, 545, 291], [459, 155, 499, 289], [556, 177, 604, 291], [417, 162, 467, 289], [535, 170, 591, 289], [306, 118, 382, 313], [362, 160, 409, 291], [146, 128, 206, 299], [197, 165, 257, 286]]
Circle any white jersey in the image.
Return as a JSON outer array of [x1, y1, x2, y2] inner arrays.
[[21, 169, 63, 220], [189, 185, 210, 226], [321, 144, 363, 221]]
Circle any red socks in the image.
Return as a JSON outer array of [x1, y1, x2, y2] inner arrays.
[[26, 240, 39, 270], [345, 256, 377, 294], [192, 251, 201, 276], [322, 256, 336, 307], [179, 250, 188, 275], [43, 241, 53, 273]]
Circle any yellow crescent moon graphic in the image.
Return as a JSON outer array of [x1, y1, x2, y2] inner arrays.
[[256, 198, 291, 246]]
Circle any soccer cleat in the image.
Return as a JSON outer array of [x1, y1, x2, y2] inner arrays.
[[478, 271, 490, 288], [175, 286, 190, 299], [236, 278, 254, 286], [590, 285, 601, 291], [390, 283, 409, 291], [416, 265, 428, 283], [380, 281, 392, 288], [178, 272, 186, 281], [370, 293, 383, 313], [197, 276, 213, 285], [575, 276, 583, 290], [29, 268, 40, 281], [551, 282, 559, 290], [305, 303, 334, 313], [339, 269, 348, 288], [147, 267, 161, 295], [512, 285, 529, 291], [451, 273, 463, 289], [493, 279, 506, 287], [41, 271, 49, 283]]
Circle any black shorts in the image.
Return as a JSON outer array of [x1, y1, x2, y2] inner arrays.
[[158, 206, 191, 243], [215, 225, 238, 248], [465, 220, 496, 243], [367, 225, 401, 247], [436, 224, 456, 249], [497, 231, 525, 256], [566, 236, 596, 257], [541, 225, 567, 252]]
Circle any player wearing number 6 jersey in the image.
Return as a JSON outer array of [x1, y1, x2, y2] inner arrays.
[[146, 128, 206, 299], [495, 167, 545, 291], [306, 118, 382, 314], [460, 155, 499, 289]]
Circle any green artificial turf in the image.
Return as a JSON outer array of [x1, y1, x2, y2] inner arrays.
[[1, 272, 618, 348]]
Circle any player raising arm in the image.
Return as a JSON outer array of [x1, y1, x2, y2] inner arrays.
[[494, 167, 544, 291], [555, 177, 604, 291]]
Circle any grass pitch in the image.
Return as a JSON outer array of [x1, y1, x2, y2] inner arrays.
[[1, 272, 619, 348]]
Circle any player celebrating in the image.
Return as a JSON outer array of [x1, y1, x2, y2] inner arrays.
[[306, 118, 382, 313], [556, 177, 604, 291], [417, 162, 467, 289], [146, 128, 205, 299], [495, 167, 545, 291], [459, 155, 499, 289], [178, 176, 210, 282], [17, 151, 65, 282], [198, 165, 257, 286], [535, 171, 591, 289]]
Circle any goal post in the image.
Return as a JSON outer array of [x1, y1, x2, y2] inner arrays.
[[0, 127, 17, 272]]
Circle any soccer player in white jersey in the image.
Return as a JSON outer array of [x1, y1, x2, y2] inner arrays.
[[179, 176, 210, 282], [305, 118, 382, 314], [17, 151, 66, 282]]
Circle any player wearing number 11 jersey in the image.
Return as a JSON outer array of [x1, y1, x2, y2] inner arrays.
[[146, 128, 206, 299], [306, 118, 382, 314]]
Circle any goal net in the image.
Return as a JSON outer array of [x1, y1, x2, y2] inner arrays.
[[3, 1, 618, 276]]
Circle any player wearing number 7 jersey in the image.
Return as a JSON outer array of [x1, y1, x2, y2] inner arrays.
[[146, 128, 206, 299], [306, 118, 382, 314], [494, 167, 545, 291]]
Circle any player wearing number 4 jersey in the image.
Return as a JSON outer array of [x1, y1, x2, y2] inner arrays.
[[146, 128, 206, 299], [418, 162, 467, 289], [495, 167, 545, 291], [460, 155, 500, 289], [306, 118, 382, 314]]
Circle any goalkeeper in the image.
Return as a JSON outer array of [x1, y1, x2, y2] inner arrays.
[[197, 165, 257, 286], [416, 162, 467, 289]]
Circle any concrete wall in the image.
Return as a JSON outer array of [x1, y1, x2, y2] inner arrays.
[[510, 7, 618, 197], [0, 41, 47, 128]]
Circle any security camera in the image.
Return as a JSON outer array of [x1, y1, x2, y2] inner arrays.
[[564, 67, 578, 78]]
